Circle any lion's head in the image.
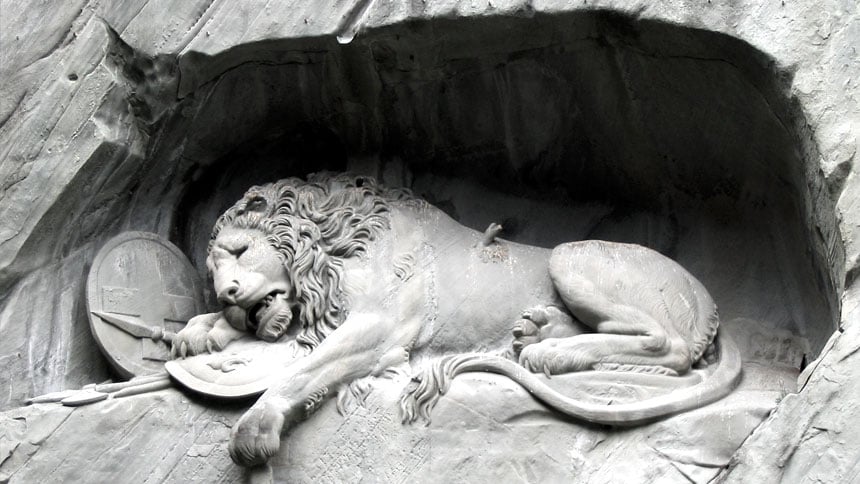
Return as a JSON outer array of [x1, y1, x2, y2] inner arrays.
[[207, 173, 407, 349]]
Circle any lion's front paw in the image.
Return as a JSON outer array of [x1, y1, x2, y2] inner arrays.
[[171, 314, 218, 358], [229, 397, 290, 467], [205, 321, 246, 353]]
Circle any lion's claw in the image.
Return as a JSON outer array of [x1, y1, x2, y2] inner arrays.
[[512, 340, 524, 353], [521, 307, 549, 326], [170, 312, 244, 359], [511, 322, 528, 338], [170, 328, 208, 358], [511, 316, 541, 356], [205, 333, 227, 354]]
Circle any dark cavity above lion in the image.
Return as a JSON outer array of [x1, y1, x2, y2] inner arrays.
[[170, 172, 742, 468]]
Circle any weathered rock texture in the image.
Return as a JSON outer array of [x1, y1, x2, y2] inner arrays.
[[0, 324, 798, 483], [0, 0, 858, 483]]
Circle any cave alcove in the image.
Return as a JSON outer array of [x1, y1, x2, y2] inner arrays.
[[163, 11, 836, 364], [0, 9, 841, 414]]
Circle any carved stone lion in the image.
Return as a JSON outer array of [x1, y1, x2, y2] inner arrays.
[[171, 172, 741, 467]]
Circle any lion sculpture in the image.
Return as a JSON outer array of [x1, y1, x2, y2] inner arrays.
[[172, 172, 742, 468]]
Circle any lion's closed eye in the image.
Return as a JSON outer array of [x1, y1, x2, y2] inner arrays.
[[209, 243, 246, 269], [214, 236, 250, 259], [227, 244, 248, 258]]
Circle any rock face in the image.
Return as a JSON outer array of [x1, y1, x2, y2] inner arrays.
[[0, 337, 796, 483], [0, 1, 858, 483]]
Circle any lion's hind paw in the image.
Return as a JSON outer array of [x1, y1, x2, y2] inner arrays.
[[512, 306, 577, 356], [512, 316, 542, 356]]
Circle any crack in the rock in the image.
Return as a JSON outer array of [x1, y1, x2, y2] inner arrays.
[[174, 0, 221, 54], [0, 92, 27, 131], [5, 408, 74, 482], [179, 54, 327, 101]]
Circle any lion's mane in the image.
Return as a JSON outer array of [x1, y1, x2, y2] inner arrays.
[[209, 173, 411, 349]]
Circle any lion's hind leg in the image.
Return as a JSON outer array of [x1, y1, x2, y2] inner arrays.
[[519, 306, 691, 376], [518, 333, 691, 376], [530, 248, 693, 376]]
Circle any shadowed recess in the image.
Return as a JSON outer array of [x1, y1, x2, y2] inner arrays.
[[172, 11, 836, 357]]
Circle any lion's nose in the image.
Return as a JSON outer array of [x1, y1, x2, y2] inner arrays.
[[217, 281, 240, 305]]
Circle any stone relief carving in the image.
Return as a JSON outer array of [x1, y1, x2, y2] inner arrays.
[[158, 172, 742, 469], [3, 0, 856, 479], [86, 232, 206, 378]]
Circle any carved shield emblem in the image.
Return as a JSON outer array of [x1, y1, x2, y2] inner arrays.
[[86, 232, 206, 378], [165, 338, 303, 398]]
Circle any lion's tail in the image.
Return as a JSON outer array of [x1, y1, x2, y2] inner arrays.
[[400, 331, 742, 426]]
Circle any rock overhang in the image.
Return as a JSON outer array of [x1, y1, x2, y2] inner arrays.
[[160, 10, 838, 355]]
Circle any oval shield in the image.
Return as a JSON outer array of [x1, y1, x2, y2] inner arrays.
[[86, 232, 206, 379], [165, 338, 304, 398]]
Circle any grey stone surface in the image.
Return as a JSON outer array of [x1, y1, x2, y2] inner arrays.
[[1, 335, 791, 483], [718, 318, 860, 483], [0, 0, 858, 482]]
